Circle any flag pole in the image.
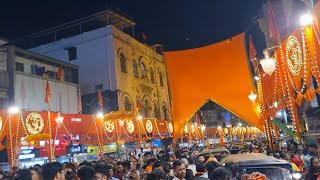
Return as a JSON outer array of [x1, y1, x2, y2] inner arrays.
[[45, 78, 54, 162]]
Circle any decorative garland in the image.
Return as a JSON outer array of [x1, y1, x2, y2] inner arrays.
[[103, 110, 137, 122], [121, 125, 135, 138], [24, 133, 52, 143], [154, 119, 165, 138]]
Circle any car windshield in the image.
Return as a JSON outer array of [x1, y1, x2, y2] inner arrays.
[[241, 167, 292, 180]]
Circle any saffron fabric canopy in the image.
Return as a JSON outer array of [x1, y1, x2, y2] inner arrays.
[[164, 33, 262, 140]]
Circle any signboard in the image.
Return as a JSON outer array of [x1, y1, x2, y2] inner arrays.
[[87, 143, 117, 155], [224, 112, 231, 127], [305, 108, 320, 134], [39, 146, 67, 157], [19, 149, 36, 160], [152, 139, 161, 147], [20, 137, 34, 149], [39, 140, 67, 157], [71, 118, 82, 122], [67, 143, 83, 154]]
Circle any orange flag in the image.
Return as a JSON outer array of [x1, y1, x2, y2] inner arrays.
[[45, 79, 51, 105], [78, 88, 82, 113], [57, 66, 63, 80], [267, 2, 279, 39], [219, 130, 224, 145], [98, 90, 103, 111]]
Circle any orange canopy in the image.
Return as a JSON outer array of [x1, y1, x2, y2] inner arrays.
[[164, 33, 262, 140]]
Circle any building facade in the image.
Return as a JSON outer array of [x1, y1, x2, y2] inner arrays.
[[29, 11, 171, 119], [0, 45, 80, 114]]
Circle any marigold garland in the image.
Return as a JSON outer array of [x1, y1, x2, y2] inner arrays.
[[103, 110, 138, 122], [24, 133, 52, 143]]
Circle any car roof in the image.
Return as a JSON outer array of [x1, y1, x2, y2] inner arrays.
[[220, 153, 290, 166], [202, 148, 230, 154]]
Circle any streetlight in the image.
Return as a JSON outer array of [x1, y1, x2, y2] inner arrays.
[[96, 112, 103, 118], [300, 13, 313, 27], [8, 106, 19, 114]]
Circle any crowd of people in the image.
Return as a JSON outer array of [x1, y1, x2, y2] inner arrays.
[[0, 140, 319, 180], [8, 152, 268, 180]]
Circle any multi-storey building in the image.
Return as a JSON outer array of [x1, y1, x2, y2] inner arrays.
[[27, 10, 171, 119], [0, 44, 80, 113]]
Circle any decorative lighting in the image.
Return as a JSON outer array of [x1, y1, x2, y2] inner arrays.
[[201, 125, 206, 131], [260, 51, 276, 76], [273, 101, 278, 108], [248, 91, 257, 104], [238, 123, 242, 127], [300, 13, 313, 27], [96, 112, 103, 118], [8, 106, 20, 114], [254, 76, 260, 81], [257, 106, 261, 113], [118, 120, 124, 126], [217, 125, 222, 129], [55, 113, 64, 128], [137, 115, 143, 120]]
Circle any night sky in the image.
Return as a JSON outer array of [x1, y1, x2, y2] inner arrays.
[[0, 0, 266, 51]]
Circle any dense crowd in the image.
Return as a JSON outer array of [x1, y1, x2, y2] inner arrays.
[[0, 141, 319, 180]]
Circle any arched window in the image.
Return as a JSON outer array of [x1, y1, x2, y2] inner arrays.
[[120, 53, 127, 73], [124, 96, 131, 111], [162, 105, 168, 120], [150, 68, 155, 84], [141, 62, 147, 79], [159, 71, 164, 87], [154, 103, 161, 119], [136, 99, 144, 116], [133, 60, 138, 78], [144, 99, 151, 118]]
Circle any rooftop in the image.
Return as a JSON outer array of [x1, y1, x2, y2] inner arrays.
[[13, 10, 136, 49]]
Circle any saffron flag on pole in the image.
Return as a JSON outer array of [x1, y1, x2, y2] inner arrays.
[[267, 2, 279, 39], [45, 79, 51, 105], [98, 90, 103, 111], [78, 88, 82, 114], [219, 130, 224, 145], [57, 66, 63, 80]]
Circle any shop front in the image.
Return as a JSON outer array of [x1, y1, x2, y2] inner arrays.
[[87, 143, 117, 160], [38, 140, 67, 163]]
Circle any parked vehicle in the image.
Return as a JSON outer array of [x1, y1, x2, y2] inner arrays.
[[201, 148, 230, 161], [229, 142, 251, 154], [220, 153, 301, 180]]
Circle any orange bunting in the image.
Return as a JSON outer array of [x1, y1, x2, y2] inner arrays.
[[296, 93, 304, 106], [24, 133, 52, 143], [304, 89, 315, 101], [316, 87, 320, 95]]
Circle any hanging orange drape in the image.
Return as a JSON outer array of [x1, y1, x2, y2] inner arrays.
[[164, 33, 261, 141]]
